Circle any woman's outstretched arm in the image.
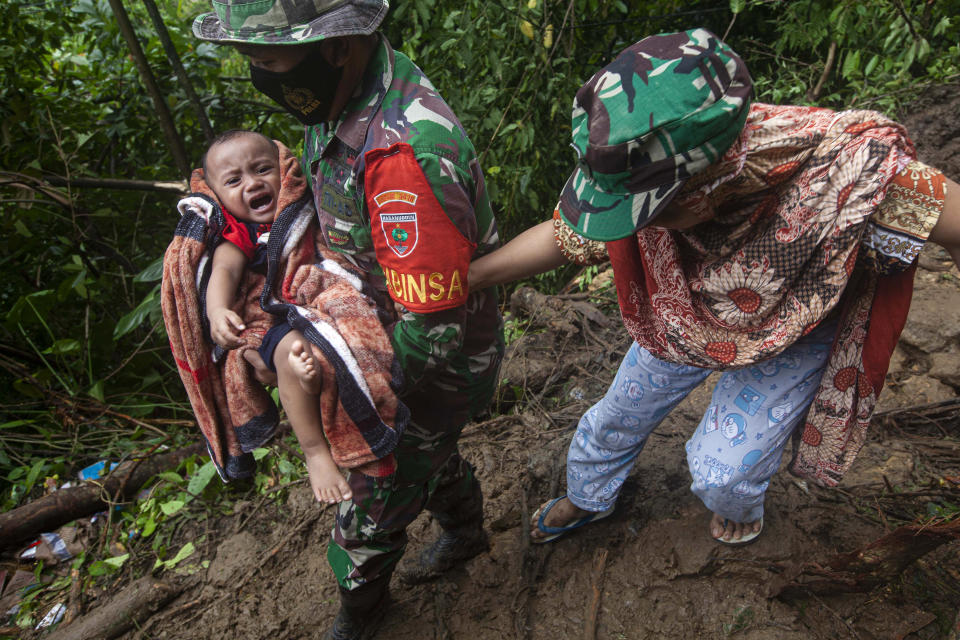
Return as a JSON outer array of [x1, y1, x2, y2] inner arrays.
[[469, 219, 569, 290]]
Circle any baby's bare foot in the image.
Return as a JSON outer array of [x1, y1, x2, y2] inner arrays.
[[288, 339, 322, 395], [305, 451, 353, 504]]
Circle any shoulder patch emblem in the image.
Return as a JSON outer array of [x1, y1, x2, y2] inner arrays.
[[379, 211, 419, 257]]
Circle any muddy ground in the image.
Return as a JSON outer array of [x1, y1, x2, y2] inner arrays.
[[15, 86, 960, 640]]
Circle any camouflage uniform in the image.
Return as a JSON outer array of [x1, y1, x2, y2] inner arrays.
[[301, 35, 503, 590]]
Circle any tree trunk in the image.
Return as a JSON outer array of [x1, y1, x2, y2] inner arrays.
[[0, 443, 203, 551], [141, 0, 215, 144], [106, 0, 192, 179], [775, 518, 960, 597], [44, 576, 181, 640]]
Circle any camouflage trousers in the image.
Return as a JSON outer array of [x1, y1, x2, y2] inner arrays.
[[326, 392, 483, 590]]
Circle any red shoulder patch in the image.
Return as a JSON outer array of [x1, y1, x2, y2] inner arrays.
[[364, 143, 476, 313]]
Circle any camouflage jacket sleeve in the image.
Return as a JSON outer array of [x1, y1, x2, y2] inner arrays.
[[365, 147, 487, 393]]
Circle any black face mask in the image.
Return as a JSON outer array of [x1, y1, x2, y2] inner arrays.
[[249, 46, 344, 126]]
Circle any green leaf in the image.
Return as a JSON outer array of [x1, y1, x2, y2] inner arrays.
[[141, 516, 157, 537], [186, 459, 218, 497], [0, 419, 35, 430], [113, 284, 159, 339], [74, 131, 94, 149], [841, 49, 861, 79], [904, 40, 918, 69], [14, 220, 32, 237], [88, 554, 128, 576], [933, 16, 950, 37], [103, 553, 129, 569], [133, 257, 164, 283], [159, 499, 185, 516], [729, 0, 745, 15], [24, 459, 45, 496], [166, 541, 195, 568], [43, 339, 80, 355], [252, 448, 270, 461], [156, 471, 184, 484], [88, 380, 104, 402], [864, 54, 879, 77]]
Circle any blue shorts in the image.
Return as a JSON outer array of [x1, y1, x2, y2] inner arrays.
[[257, 322, 293, 372]]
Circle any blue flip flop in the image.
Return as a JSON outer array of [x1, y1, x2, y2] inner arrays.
[[531, 496, 615, 544]]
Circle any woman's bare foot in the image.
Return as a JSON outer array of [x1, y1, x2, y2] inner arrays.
[[529, 496, 590, 541], [288, 339, 322, 394], [710, 512, 762, 543], [305, 450, 352, 504]]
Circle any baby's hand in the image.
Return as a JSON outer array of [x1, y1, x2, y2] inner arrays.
[[209, 307, 245, 348]]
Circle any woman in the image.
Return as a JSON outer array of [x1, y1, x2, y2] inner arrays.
[[469, 28, 960, 544]]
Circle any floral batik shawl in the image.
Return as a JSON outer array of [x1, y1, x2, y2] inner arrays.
[[554, 103, 946, 487]]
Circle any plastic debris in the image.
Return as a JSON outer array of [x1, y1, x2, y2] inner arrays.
[[20, 532, 73, 563], [78, 460, 119, 481], [35, 602, 65, 629]]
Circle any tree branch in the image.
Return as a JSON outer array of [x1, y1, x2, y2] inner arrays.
[[106, 0, 192, 179], [41, 174, 188, 194]]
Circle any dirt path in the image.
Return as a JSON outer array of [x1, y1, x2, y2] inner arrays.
[[112, 252, 960, 640]]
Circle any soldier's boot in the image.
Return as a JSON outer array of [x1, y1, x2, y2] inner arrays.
[[323, 574, 391, 640], [397, 482, 489, 585]]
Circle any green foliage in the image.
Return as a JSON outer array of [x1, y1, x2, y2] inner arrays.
[[380, 0, 730, 239], [731, 0, 960, 112]]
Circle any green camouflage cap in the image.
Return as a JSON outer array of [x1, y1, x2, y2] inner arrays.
[[193, 0, 388, 45], [558, 28, 752, 241]]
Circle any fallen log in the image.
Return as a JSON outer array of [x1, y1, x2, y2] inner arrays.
[[0, 443, 203, 551], [43, 576, 181, 640], [775, 517, 960, 597]]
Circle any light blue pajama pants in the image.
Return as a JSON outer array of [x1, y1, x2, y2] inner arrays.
[[566, 321, 835, 524]]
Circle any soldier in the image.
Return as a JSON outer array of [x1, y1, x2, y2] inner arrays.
[[193, 2, 504, 638]]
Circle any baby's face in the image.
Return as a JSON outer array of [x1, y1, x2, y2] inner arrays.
[[205, 134, 281, 224]]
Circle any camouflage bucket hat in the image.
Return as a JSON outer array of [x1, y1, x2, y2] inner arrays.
[[193, 0, 388, 45], [558, 28, 752, 241]]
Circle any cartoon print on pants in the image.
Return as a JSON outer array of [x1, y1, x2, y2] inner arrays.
[[734, 384, 766, 416], [720, 413, 747, 447], [702, 454, 733, 488], [738, 449, 764, 474], [731, 478, 769, 497], [620, 378, 644, 406], [702, 405, 719, 434], [767, 400, 793, 429], [750, 352, 800, 380], [648, 372, 670, 388]]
